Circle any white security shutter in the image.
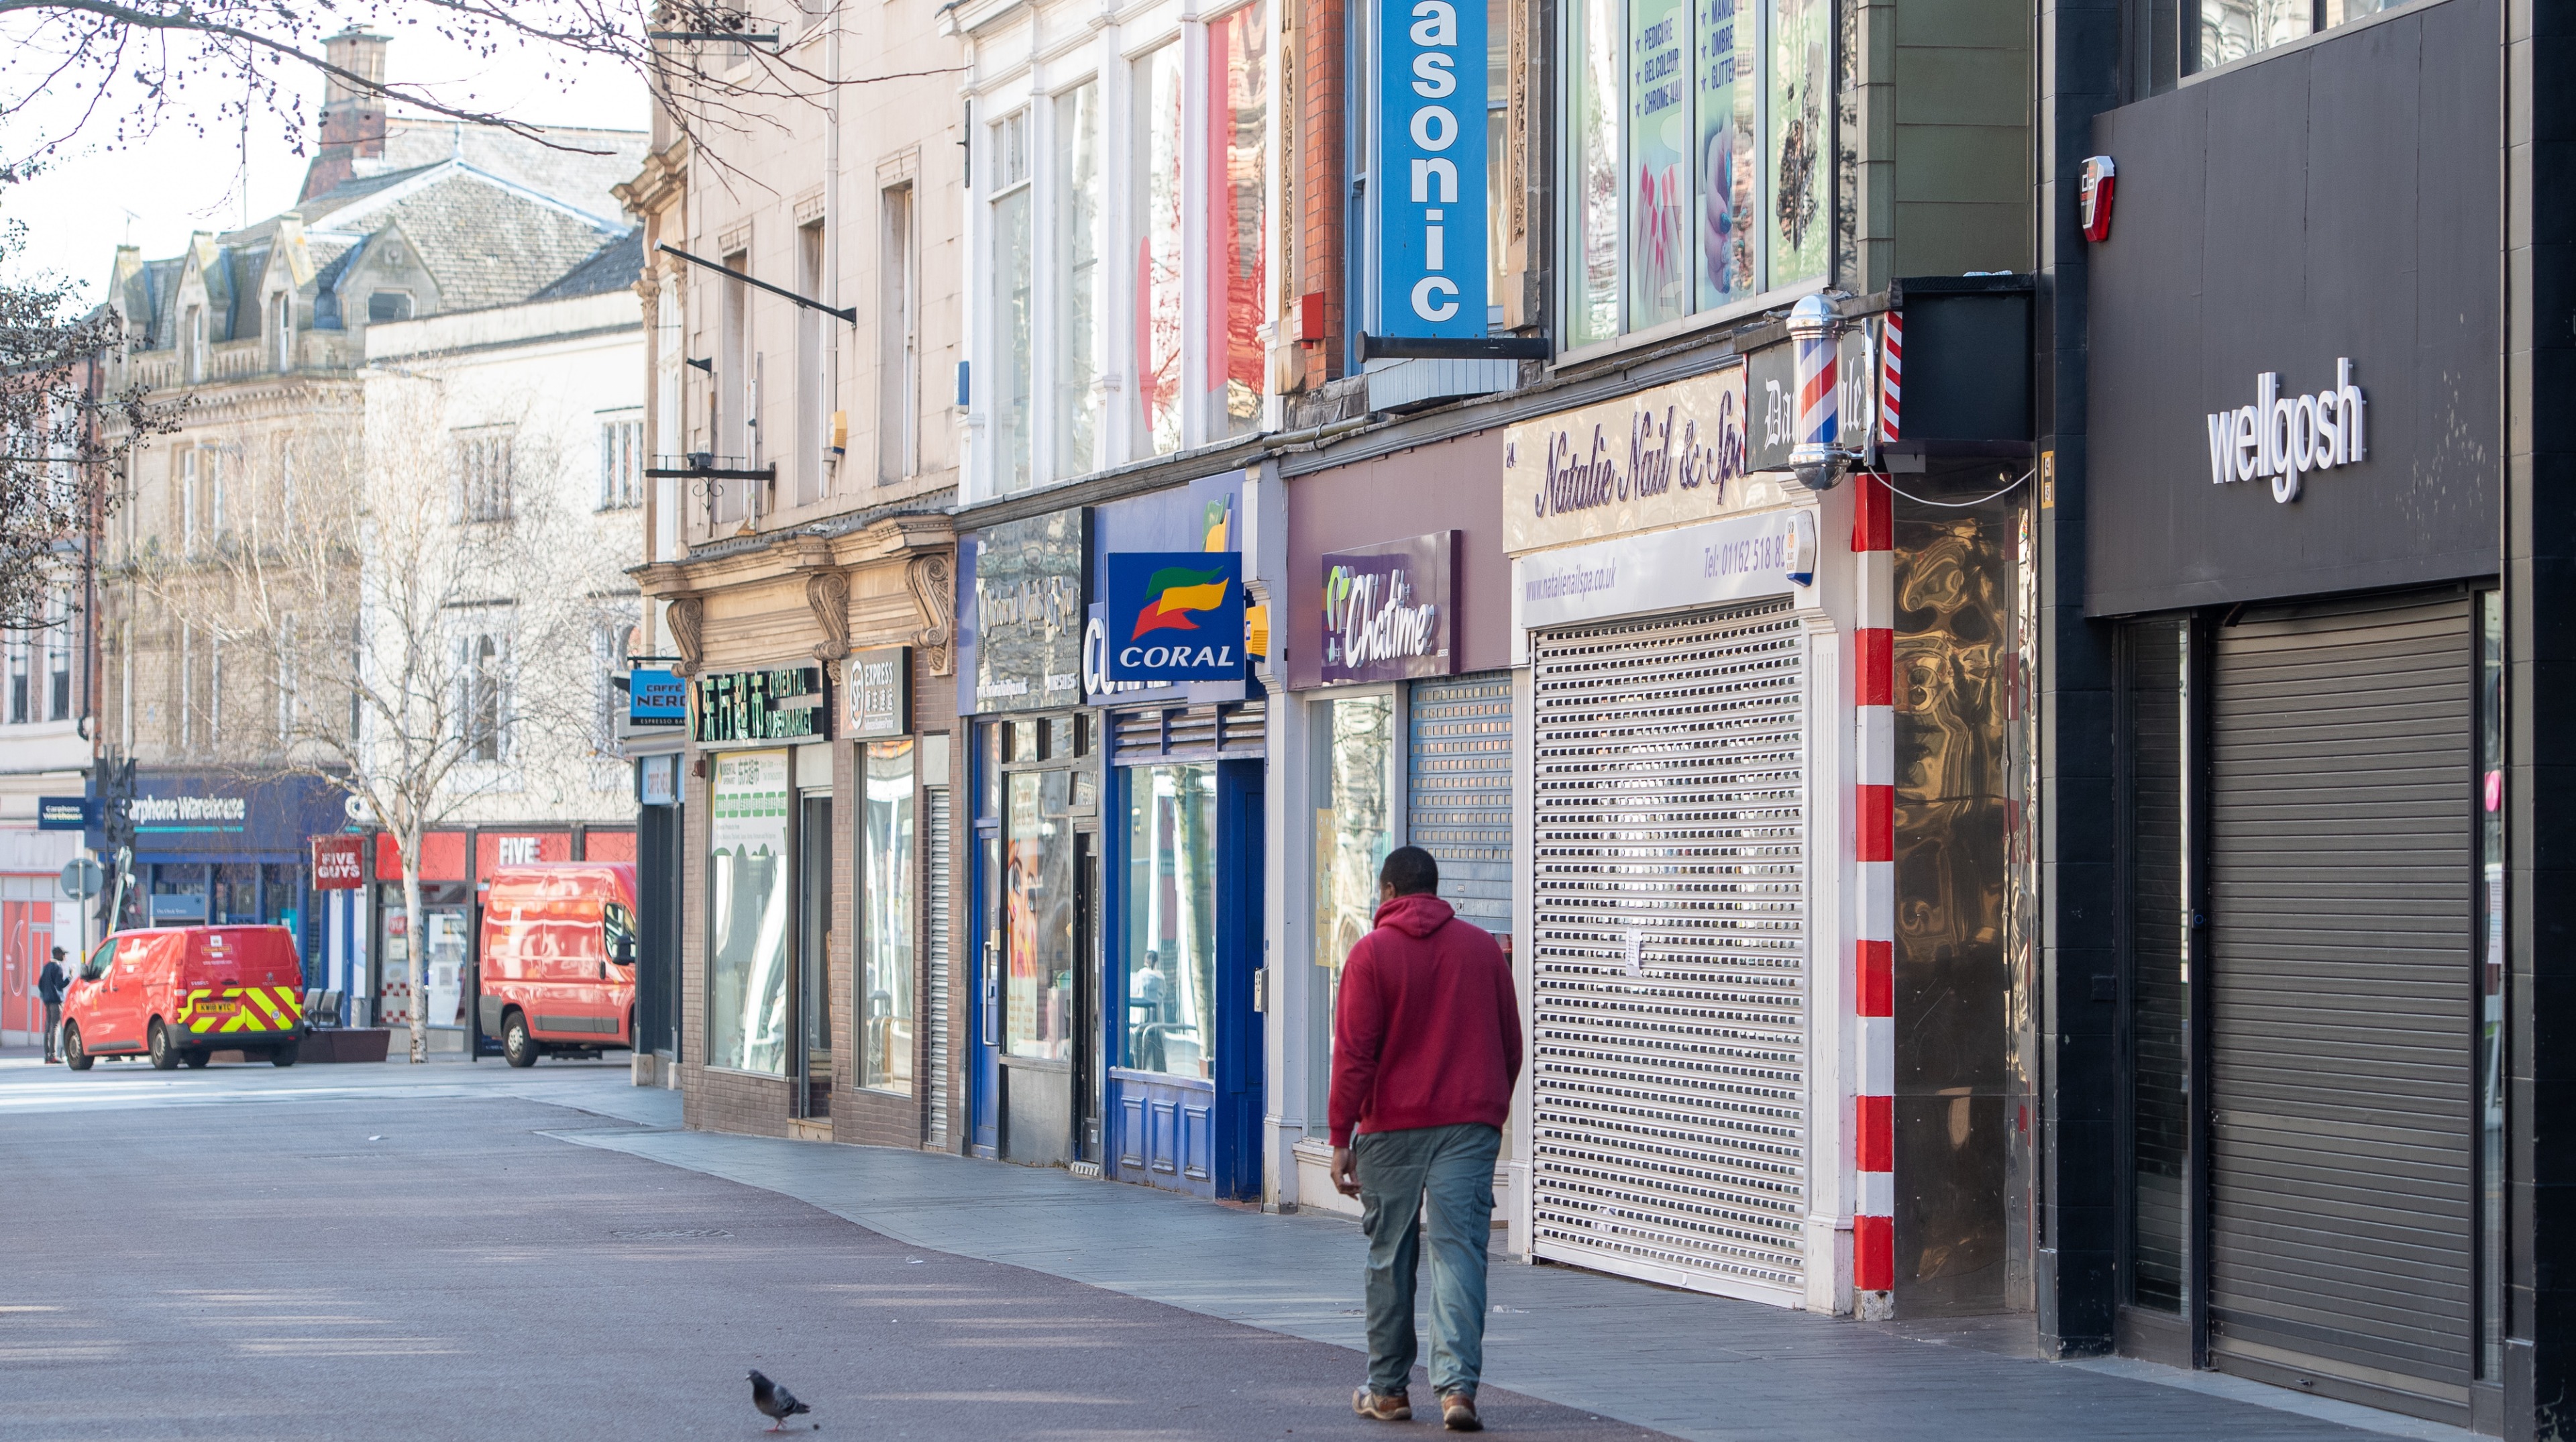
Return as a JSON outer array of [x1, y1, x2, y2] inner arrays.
[[1528, 597, 1809, 1302], [1409, 672, 1513, 935]]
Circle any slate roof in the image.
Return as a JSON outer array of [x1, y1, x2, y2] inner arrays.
[[527, 227, 643, 302], [357, 118, 645, 223]]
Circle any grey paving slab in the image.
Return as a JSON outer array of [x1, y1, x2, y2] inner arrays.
[[557, 1128, 2482, 1442]]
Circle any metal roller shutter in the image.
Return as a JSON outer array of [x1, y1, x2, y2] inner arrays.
[[1409, 673, 1513, 935], [2207, 591, 2473, 1419], [925, 785, 953, 1149], [1527, 597, 1809, 1302]]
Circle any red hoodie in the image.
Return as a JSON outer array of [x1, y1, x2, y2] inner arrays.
[[1328, 893, 1523, 1147]]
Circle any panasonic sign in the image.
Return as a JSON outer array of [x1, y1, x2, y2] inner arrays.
[[2206, 358, 2367, 504], [1375, 0, 1487, 338]]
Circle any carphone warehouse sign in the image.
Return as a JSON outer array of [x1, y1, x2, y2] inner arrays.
[[1376, 0, 1488, 337]]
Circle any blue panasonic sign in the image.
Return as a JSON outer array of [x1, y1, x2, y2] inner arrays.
[[1375, 0, 1487, 339]]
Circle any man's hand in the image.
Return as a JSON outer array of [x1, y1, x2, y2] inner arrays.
[[1332, 1145, 1362, 1198]]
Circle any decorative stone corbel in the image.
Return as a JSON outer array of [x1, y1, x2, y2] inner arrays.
[[666, 595, 704, 675], [806, 570, 852, 661], [907, 553, 955, 676]]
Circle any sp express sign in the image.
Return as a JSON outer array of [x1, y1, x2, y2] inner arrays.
[[1375, 0, 1487, 337], [1102, 552, 1246, 683]]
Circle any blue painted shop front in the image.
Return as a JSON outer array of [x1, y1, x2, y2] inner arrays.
[[959, 478, 1269, 1201]]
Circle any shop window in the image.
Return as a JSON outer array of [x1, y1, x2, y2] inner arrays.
[[1308, 694, 1399, 1127], [860, 739, 919, 1093], [1206, 3, 1268, 442], [878, 183, 919, 485], [1052, 83, 1105, 479], [1004, 768, 1075, 1059], [1123, 762, 1218, 1078], [2478, 588, 2504, 1378], [1133, 43, 1185, 459], [707, 750, 792, 1074], [1560, 0, 1825, 350]]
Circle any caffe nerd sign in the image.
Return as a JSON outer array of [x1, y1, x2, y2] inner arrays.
[[2206, 358, 2367, 503]]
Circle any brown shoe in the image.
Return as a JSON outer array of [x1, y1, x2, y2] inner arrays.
[[1440, 1390, 1482, 1431], [1352, 1387, 1412, 1422]]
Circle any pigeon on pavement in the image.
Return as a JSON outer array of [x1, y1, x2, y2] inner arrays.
[[749, 1370, 812, 1432]]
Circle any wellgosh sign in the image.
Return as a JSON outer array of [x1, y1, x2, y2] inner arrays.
[[2205, 359, 2367, 503]]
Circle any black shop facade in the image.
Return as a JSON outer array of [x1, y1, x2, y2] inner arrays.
[[2078, 0, 2504, 1426]]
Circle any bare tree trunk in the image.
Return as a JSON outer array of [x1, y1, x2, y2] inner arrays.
[[403, 839, 427, 1064]]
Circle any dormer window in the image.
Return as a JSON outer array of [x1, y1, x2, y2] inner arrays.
[[183, 304, 207, 382], [368, 291, 413, 323], [272, 293, 294, 369]]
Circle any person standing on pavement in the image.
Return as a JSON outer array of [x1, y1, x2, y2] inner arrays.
[[37, 946, 70, 1064], [1330, 846, 1522, 1433]]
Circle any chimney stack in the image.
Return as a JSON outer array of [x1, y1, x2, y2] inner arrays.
[[300, 30, 391, 202]]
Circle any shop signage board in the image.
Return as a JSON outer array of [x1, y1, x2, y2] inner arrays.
[[1501, 361, 1788, 552], [694, 667, 828, 744], [311, 835, 368, 889], [36, 796, 91, 830], [1512, 506, 1818, 641], [123, 771, 345, 858], [2204, 359, 2367, 503], [1374, 0, 1488, 337], [627, 668, 688, 727], [638, 753, 681, 806], [845, 646, 912, 739], [1102, 552, 1246, 683], [973, 509, 1087, 713], [1322, 531, 1458, 683]]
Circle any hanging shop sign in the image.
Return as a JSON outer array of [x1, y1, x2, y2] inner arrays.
[[972, 509, 1087, 712], [1322, 531, 1458, 684], [1502, 361, 1787, 552], [845, 646, 912, 739], [36, 796, 91, 830], [1102, 552, 1246, 683], [2204, 359, 2367, 503], [627, 667, 688, 727], [638, 752, 681, 807], [311, 835, 368, 890], [1513, 505, 1817, 641], [1374, 0, 1487, 337], [694, 666, 828, 744]]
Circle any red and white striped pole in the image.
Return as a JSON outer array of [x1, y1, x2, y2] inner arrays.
[[1852, 458, 1896, 1319]]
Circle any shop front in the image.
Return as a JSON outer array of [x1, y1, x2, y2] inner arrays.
[[961, 478, 1265, 1198], [111, 772, 344, 996], [2083, 5, 2500, 1424], [1495, 360, 1859, 1312], [1279, 429, 1519, 1218], [641, 516, 959, 1143]]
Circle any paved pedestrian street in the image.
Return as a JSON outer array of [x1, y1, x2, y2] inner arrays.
[[0, 1056, 2477, 1442]]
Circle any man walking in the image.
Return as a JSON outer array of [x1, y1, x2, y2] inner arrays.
[[37, 946, 70, 1064], [1331, 846, 1521, 1433]]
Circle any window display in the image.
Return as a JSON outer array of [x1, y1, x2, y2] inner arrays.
[[1006, 769, 1076, 1059], [1309, 695, 1398, 1127], [1124, 763, 1217, 1078], [861, 739, 919, 1092], [708, 750, 792, 1074]]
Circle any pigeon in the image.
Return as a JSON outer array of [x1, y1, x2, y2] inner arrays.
[[749, 1370, 812, 1432]]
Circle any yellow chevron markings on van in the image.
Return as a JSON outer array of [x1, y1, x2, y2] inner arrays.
[[182, 986, 301, 1035]]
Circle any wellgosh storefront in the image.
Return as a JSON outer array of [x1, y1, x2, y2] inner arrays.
[[2082, 0, 2503, 1425]]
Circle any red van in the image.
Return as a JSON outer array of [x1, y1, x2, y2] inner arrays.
[[60, 925, 307, 1070], [477, 862, 639, 1067]]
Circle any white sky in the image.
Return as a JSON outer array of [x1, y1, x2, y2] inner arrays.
[[0, 30, 651, 306]]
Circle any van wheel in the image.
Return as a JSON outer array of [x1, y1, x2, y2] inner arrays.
[[148, 1019, 180, 1070], [502, 1011, 540, 1068], [63, 1024, 93, 1071], [182, 1049, 211, 1068], [268, 1041, 300, 1068]]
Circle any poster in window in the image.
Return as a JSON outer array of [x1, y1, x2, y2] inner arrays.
[[1770, 0, 1829, 285], [1627, 0, 1691, 329], [1697, 0, 1758, 305]]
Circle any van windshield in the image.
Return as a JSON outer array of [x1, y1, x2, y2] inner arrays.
[[80, 940, 114, 982]]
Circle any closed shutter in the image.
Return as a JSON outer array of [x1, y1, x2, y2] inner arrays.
[[1109, 699, 1269, 764], [925, 785, 953, 1148], [1527, 597, 1809, 1302], [1409, 673, 1512, 935], [2207, 591, 2473, 1418]]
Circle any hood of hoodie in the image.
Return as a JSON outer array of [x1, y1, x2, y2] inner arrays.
[[1374, 892, 1455, 939]]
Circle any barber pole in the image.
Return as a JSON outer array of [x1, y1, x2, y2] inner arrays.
[[1879, 310, 1902, 446], [1794, 308, 1839, 460]]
